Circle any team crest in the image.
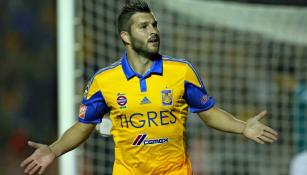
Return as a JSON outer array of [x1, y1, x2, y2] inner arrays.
[[161, 90, 173, 106]]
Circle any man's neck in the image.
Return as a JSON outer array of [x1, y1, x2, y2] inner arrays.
[[126, 50, 155, 76]]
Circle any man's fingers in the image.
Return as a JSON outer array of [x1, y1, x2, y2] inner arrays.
[[24, 161, 36, 173], [21, 141, 43, 167], [28, 141, 42, 149], [254, 137, 265, 144], [20, 157, 33, 167], [255, 110, 267, 120], [264, 126, 278, 136], [258, 135, 275, 143], [263, 131, 278, 140], [29, 164, 41, 175], [39, 166, 47, 175]]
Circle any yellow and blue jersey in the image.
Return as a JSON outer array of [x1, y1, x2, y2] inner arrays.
[[79, 53, 215, 175]]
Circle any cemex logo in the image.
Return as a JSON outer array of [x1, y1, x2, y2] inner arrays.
[[132, 134, 169, 146]]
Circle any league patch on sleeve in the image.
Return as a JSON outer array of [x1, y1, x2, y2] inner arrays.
[[79, 104, 87, 119], [201, 95, 209, 104]]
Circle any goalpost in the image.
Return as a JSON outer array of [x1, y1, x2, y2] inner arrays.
[[58, 0, 307, 175], [57, 0, 77, 175]]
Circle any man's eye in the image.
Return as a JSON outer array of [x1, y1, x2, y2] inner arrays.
[[140, 25, 147, 29]]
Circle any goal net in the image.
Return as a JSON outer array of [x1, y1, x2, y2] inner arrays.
[[74, 0, 307, 174]]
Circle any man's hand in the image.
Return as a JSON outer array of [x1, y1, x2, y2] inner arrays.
[[243, 110, 278, 144], [20, 141, 56, 175]]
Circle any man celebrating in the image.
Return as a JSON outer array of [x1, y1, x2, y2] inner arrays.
[[21, 1, 278, 174]]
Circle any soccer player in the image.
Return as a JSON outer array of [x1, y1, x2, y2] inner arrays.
[[20, 1, 278, 174]]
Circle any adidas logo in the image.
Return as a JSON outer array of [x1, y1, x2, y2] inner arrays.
[[140, 97, 151, 105]]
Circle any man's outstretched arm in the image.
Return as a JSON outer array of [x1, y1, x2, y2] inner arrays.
[[20, 122, 96, 175], [198, 106, 278, 144]]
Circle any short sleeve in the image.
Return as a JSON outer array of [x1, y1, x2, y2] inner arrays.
[[78, 76, 110, 123], [183, 61, 215, 113]]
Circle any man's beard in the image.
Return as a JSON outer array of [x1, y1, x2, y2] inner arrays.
[[131, 39, 159, 59]]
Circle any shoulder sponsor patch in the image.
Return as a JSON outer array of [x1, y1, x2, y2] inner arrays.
[[79, 104, 87, 119]]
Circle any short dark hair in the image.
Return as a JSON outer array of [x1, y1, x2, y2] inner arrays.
[[117, 0, 151, 34]]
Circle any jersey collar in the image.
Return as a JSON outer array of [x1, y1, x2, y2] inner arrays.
[[121, 52, 163, 80]]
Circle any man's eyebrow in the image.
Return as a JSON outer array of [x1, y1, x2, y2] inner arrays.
[[138, 22, 148, 25], [138, 20, 158, 25]]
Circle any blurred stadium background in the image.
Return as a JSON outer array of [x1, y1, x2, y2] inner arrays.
[[1, 0, 306, 175]]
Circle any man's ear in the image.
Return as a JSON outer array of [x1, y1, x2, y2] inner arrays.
[[120, 31, 131, 45]]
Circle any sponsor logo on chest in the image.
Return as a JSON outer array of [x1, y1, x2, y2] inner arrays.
[[132, 134, 169, 146]]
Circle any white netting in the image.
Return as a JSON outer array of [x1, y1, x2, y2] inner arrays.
[[74, 0, 307, 174]]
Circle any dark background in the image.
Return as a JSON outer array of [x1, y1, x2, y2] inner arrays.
[[0, 0, 57, 174]]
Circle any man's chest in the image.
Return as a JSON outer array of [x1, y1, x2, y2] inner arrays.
[[100, 75, 188, 130], [102, 75, 185, 112]]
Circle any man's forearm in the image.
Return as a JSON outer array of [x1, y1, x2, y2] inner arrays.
[[198, 107, 246, 134], [49, 122, 96, 157]]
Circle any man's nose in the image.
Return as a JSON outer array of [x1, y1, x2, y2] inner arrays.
[[149, 25, 159, 34]]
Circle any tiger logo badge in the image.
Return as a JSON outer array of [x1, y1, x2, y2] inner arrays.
[[161, 90, 173, 106]]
